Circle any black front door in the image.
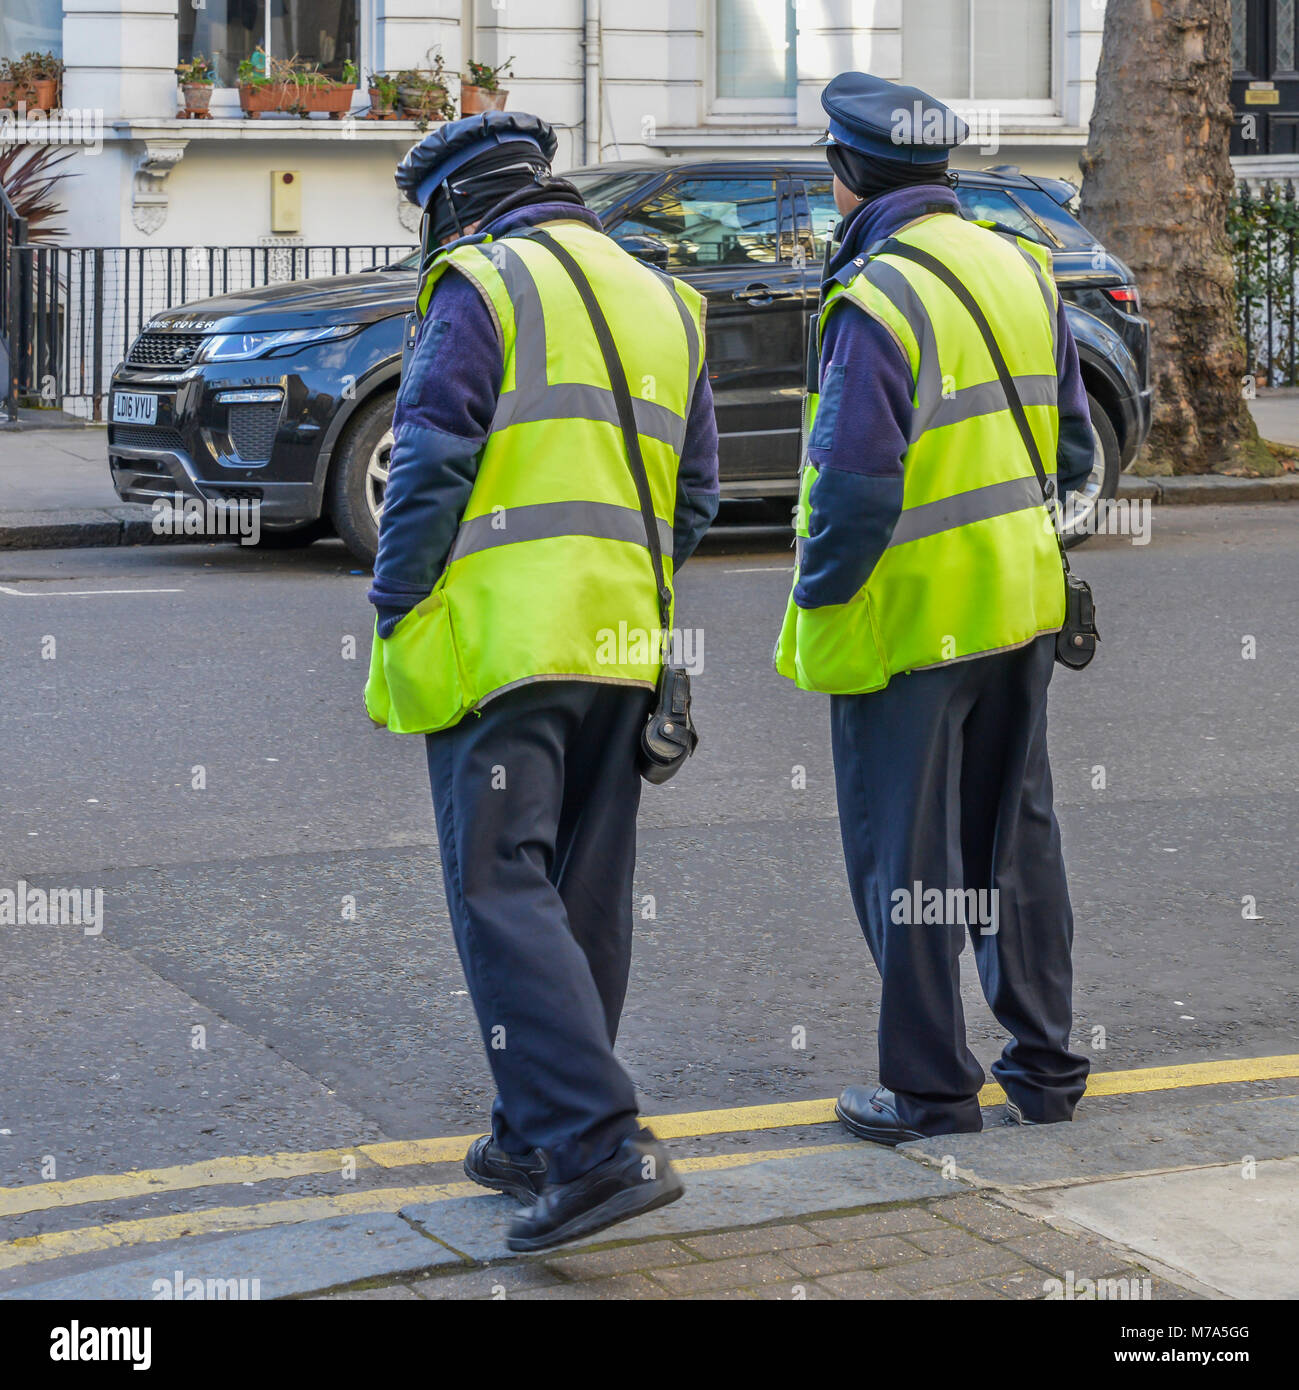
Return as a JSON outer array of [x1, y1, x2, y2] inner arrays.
[[610, 170, 805, 485], [1231, 0, 1299, 154]]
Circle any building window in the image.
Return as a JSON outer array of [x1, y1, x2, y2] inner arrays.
[[1232, 0, 1248, 74], [1, 0, 63, 62], [902, 0, 1051, 102], [179, 0, 359, 90], [716, 0, 797, 102]]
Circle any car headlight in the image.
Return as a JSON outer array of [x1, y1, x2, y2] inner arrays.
[[198, 324, 360, 361]]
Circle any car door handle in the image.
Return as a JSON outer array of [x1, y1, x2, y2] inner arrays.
[[732, 283, 798, 304]]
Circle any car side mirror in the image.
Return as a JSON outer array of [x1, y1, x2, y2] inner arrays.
[[616, 234, 670, 269]]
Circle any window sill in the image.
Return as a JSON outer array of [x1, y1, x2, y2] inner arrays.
[[106, 117, 423, 141]]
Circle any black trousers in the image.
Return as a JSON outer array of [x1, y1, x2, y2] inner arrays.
[[831, 633, 1090, 1131], [425, 680, 652, 1184]]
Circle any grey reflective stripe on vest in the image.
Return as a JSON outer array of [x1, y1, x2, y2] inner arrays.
[[476, 240, 547, 393], [494, 383, 687, 450], [859, 259, 944, 443], [929, 374, 1057, 430], [887, 475, 1045, 549], [481, 237, 691, 448], [661, 274, 702, 414], [1011, 244, 1057, 355], [448, 499, 674, 564]]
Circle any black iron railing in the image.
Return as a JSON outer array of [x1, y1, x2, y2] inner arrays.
[[1231, 179, 1299, 388], [2, 242, 416, 419], [1, 184, 27, 422]]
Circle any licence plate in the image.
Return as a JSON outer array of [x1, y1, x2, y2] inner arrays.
[[112, 391, 158, 425]]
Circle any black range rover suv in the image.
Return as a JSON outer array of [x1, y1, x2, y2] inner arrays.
[[108, 160, 1151, 565]]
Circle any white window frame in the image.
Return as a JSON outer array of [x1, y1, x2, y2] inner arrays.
[[199, 0, 368, 116], [901, 0, 1062, 119], [707, 0, 798, 122]]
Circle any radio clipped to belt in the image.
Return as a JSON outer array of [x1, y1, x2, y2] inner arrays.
[[526, 228, 699, 782]]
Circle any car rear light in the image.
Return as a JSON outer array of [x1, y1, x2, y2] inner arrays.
[[1105, 285, 1142, 313]]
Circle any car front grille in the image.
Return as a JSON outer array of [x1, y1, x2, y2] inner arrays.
[[228, 403, 280, 463], [109, 425, 187, 453], [127, 332, 206, 368]]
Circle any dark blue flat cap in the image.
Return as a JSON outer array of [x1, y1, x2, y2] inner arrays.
[[818, 72, 968, 165], [396, 110, 559, 209]]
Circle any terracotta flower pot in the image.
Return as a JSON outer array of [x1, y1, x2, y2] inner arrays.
[[368, 86, 394, 117], [0, 81, 14, 108], [182, 82, 213, 114], [460, 84, 507, 114], [301, 83, 354, 118], [239, 81, 300, 117], [32, 77, 57, 111]]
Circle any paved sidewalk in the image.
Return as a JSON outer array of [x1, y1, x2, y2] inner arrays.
[[321, 1193, 1203, 1302], [5, 1087, 1297, 1301], [0, 422, 160, 548], [4, 393, 1299, 549]]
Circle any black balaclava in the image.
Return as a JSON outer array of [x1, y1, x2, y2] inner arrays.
[[429, 141, 578, 245], [827, 141, 952, 206]]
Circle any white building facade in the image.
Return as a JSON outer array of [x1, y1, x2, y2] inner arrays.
[[12, 1, 1106, 250]]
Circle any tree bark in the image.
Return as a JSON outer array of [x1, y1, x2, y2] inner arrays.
[[1080, 0, 1274, 474]]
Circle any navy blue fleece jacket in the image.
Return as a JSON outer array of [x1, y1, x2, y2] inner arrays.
[[795, 184, 1093, 611], [368, 201, 719, 635]]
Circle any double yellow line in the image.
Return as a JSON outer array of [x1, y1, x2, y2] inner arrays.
[[2, 1054, 1295, 1275]]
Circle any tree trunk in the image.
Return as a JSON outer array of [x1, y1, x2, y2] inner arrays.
[[1080, 0, 1274, 475]]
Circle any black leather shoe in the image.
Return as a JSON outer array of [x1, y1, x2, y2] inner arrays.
[[835, 1085, 928, 1146], [505, 1128, 683, 1252], [463, 1135, 548, 1203]]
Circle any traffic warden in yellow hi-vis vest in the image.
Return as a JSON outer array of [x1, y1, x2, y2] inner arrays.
[[366, 113, 719, 1249], [777, 74, 1094, 1144]]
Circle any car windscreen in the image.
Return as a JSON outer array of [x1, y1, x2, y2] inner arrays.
[[564, 169, 651, 220], [1015, 186, 1096, 249], [953, 184, 1056, 246]]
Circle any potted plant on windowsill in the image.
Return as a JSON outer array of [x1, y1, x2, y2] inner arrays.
[[4, 52, 61, 111], [367, 71, 398, 119], [292, 59, 356, 117], [176, 55, 215, 117], [395, 49, 455, 127], [238, 48, 295, 116], [460, 57, 513, 114], [28, 51, 61, 111]]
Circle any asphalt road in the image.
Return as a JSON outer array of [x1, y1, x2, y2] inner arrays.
[[1, 505, 1297, 1190]]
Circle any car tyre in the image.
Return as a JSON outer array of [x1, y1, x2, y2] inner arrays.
[[328, 390, 396, 568], [1061, 392, 1121, 550]]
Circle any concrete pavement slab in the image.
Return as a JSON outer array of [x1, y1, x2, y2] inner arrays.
[[899, 1095, 1299, 1188], [402, 1142, 956, 1261], [1249, 390, 1299, 448], [4, 1211, 461, 1300], [1029, 1156, 1299, 1299]]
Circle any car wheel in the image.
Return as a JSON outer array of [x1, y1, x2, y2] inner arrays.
[[327, 391, 396, 568], [1061, 392, 1121, 549]]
